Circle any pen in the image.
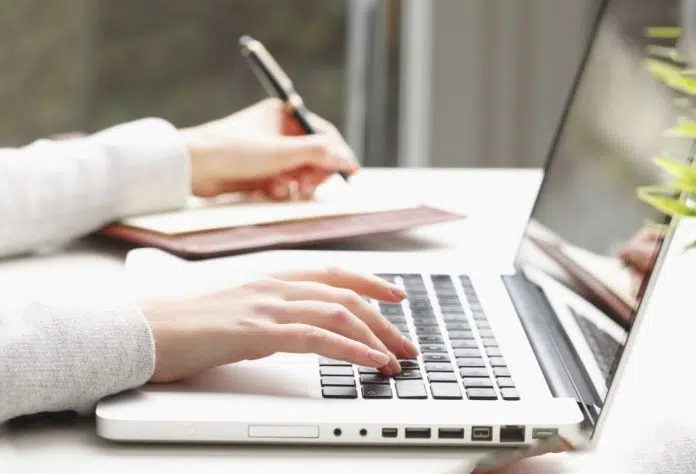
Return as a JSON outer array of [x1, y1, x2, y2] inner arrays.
[[239, 34, 350, 182]]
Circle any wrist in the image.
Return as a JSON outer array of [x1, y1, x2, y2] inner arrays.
[[179, 126, 219, 197]]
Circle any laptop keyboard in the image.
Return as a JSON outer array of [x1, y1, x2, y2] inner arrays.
[[568, 307, 621, 383], [319, 274, 519, 401]]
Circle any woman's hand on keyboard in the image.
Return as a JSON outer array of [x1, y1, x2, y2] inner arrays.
[[142, 267, 419, 383]]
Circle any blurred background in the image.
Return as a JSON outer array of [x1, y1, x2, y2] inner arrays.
[[0, 0, 692, 252]]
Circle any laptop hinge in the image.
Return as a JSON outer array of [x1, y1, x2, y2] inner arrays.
[[502, 273, 601, 425]]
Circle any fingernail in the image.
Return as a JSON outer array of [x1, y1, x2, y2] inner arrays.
[[391, 285, 407, 299], [403, 338, 420, 358], [367, 349, 390, 367]]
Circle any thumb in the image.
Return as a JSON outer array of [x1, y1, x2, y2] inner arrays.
[[265, 134, 358, 174]]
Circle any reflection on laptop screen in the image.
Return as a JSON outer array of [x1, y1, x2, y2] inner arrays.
[[516, 0, 691, 412]]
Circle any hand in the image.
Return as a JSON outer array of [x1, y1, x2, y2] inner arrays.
[[618, 227, 663, 297], [143, 267, 419, 383], [180, 98, 359, 200]]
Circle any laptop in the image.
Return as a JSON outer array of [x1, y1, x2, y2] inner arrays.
[[96, 0, 690, 446]]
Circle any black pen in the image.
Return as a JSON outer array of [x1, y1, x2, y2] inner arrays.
[[239, 35, 350, 182]]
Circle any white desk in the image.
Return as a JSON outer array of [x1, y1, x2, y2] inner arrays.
[[2, 169, 695, 473]]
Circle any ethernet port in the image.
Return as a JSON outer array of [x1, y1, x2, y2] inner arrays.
[[500, 425, 525, 443]]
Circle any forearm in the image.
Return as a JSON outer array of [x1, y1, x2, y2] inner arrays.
[[0, 289, 155, 424], [0, 118, 190, 258]]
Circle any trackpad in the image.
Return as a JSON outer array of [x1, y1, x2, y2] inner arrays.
[[159, 357, 319, 399]]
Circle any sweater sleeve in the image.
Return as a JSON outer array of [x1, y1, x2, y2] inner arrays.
[[0, 117, 191, 258], [0, 118, 190, 423], [0, 290, 155, 424]]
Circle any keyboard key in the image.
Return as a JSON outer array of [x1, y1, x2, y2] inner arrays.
[[462, 378, 493, 388], [501, 388, 520, 400], [320, 366, 354, 376], [453, 348, 480, 358], [416, 326, 442, 335], [358, 367, 380, 374], [497, 377, 515, 388], [323, 387, 358, 398], [412, 316, 437, 325], [457, 358, 486, 368], [460, 367, 490, 378], [362, 384, 393, 399], [321, 376, 356, 387], [393, 323, 410, 332], [451, 340, 478, 349], [431, 382, 463, 399], [466, 388, 497, 400], [448, 331, 475, 340], [445, 322, 470, 331], [493, 367, 510, 377], [425, 362, 454, 372], [440, 304, 464, 313], [418, 335, 444, 344], [423, 353, 450, 362], [488, 357, 507, 367], [360, 374, 391, 384], [481, 338, 498, 347], [395, 369, 422, 380], [319, 357, 351, 366], [395, 380, 428, 399], [486, 347, 502, 357], [420, 344, 447, 352], [475, 321, 491, 329], [399, 360, 419, 369], [442, 313, 467, 321], [478, 329, 495, 338], [413, 316, 440, 328], [428, 372, 458, 382]]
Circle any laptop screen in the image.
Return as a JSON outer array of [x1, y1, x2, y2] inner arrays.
[[515, 0, 692, 414]]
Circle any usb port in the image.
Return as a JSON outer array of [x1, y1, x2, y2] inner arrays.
[[382, 427, 398, 438], [532, 428, 558, 439], [471, 426, 492, 441], [405, 427, 431, 439], [438, 428, 464, 439], [500, 425, 525, 443]]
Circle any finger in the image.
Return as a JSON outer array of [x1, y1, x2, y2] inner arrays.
[[276, 281, 417, 360], [271, 299, 402, 375], [269, 323, 391, 369], [265, 178, 294, 201], [297, 169, 330, 199], [470, 437, 571, 473], [266, 133, 359, 175], [622, 242, 658, 273], [274, 267, 407, 303]]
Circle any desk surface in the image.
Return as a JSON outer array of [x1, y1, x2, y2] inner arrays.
[[2, 168, 694, 474]]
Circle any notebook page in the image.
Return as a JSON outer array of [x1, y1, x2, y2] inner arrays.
[[120, 176, 421, 235]]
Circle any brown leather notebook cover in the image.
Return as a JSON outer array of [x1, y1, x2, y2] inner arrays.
[[529, 236, 634, 326], [99, 206, 464, 260]]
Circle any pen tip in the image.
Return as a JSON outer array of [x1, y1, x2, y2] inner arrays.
[[239, 35, 253, 47]]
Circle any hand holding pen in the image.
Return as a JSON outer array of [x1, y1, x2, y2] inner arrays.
[[239, 35, 353, 182]]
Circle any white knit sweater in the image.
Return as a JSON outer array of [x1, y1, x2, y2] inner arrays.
[[0, 118, 190, 423]]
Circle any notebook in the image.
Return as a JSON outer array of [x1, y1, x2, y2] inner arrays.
[[99, 176, 464, 259]]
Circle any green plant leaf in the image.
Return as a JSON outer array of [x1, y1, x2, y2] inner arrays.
[[644, 59, 696, 95], [645, 26, 682, 39], [664, 121, 696, 137], [647, 45, 684, 62], [685, 240, 696, 251], [637, 185, 696, 217], [653, 156, 696, 183]]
